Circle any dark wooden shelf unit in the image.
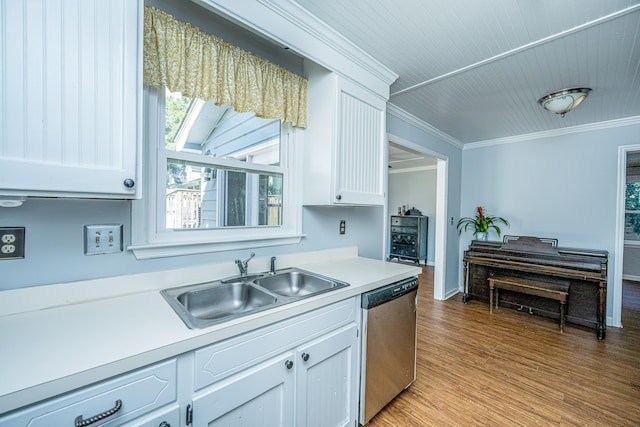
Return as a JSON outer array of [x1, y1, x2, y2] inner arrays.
[[388, 215, 428, 265]]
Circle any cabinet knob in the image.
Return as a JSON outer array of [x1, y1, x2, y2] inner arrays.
[[336, 194, 342, 201], [301, 352, 310, 362], [123, 178, 135, 188], [159, 422, 171, 427], [285, 360, 294, 369]]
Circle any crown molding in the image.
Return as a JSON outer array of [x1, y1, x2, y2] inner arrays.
[[465, 116, 640, 150], [387, 103, 463, 149]]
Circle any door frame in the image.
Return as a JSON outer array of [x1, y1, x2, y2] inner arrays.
[[386, 133, 449, 300], [613, 143, 640, 327]]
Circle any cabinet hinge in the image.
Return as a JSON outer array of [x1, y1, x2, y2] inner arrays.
[[186, 403, 193, 425]]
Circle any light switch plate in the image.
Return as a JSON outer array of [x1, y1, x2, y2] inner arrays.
[[84, 224, 123, 255], [0, 227, 25, 259]]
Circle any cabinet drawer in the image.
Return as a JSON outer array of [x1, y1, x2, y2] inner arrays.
[[2, 359, 177, 427], [194, 297, 357, 390], [391, 216, 419, 227]]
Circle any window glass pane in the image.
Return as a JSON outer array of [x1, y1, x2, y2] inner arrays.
[[625, 213, 640, 241], [164, 89, 280, 166], [225, 171, 246, 226], [625, 183, 640, 241], [626, 183, 640, 210], [263, 175, 283, 226], [163, 88, 284, 231], [166, 159, 283, 230]]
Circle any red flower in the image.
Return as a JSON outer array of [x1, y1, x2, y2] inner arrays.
[[477, 206, 484, 219]]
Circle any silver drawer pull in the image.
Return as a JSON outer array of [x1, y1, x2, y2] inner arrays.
[[74, 399, 122, 427]]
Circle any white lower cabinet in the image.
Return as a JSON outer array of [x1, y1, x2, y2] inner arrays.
[[189, 298, 360, 427], [191, 324, 357, 427]]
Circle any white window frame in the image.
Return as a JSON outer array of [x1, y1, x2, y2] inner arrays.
[[130, 85, 303, 259]]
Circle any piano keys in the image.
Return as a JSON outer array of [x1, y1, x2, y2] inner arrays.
[[462, 235, 608, 340]]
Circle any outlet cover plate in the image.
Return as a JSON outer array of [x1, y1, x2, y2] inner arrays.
[[0, 227, 25, 259], [84, 224, 123, 255]]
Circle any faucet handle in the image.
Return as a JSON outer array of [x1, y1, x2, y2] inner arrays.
[[243, 252, 255, 264], [235, 252, 255, 277]]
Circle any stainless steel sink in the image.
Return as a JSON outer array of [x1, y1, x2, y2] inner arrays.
[[253, 269, 348, 297], [161, 268, 349, 329], [161, 281, 278, 329]]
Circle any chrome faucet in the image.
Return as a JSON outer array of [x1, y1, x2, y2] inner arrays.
[[269, 256, 277, 275], [235, 252, 255, 277]]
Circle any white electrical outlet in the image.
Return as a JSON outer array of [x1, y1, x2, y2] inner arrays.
[[0, 227, 25, 260], [84, 225, 123, 255], [1, 244, 16, 254], [2, 234, 16, 243]]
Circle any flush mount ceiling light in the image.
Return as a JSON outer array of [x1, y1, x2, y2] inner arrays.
[[538, 87, 592, 117]]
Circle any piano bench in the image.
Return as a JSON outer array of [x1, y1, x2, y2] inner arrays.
[[488, 276, 570, 332]]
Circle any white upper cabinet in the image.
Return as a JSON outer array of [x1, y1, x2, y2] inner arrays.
[[303, 61, 387, 206], [0, 0, 141, 199]]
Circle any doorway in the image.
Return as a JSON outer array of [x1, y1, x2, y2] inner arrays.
[[616, 147, 640, 327], [387, 134, 448, 300]]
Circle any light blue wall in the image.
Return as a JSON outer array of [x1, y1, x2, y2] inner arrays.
[[299, 206, 385, 260], [0, 199, 384, 289], [460, 122, 640, 315], [388, 169, 437, 264], [387, 114, 463, 296]]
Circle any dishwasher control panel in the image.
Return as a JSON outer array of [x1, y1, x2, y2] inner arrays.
[[361, 277, 419, 309]]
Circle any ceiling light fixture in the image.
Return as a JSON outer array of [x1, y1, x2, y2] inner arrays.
[[538, 87, 591, 117]]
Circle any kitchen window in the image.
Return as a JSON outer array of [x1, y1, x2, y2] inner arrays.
[[131, 7, 306, 259], [130, 86, 302, 259]]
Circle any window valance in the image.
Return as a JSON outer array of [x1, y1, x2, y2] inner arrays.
[[143, 6, 307, 128]]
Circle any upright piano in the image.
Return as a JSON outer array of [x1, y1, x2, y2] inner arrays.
[[463, 236, 608, 340]]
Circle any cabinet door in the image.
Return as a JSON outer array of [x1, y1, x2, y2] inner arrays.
[[295, 324, 359, 427], [0, 0, 141, 199], [192, 353, 295, 427], [334, 78, 386, 205]]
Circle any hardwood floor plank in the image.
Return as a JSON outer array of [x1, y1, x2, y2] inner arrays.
[[367, 266, 640, 426]]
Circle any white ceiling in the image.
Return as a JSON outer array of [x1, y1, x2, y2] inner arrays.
[[388, 142, 437, 171], [294, 0, 640, 145]]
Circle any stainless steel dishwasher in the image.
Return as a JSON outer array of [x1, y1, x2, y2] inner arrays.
[[360, 276, 419, 425]]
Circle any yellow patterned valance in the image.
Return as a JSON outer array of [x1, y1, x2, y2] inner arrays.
[[143, 6, 307, 128]]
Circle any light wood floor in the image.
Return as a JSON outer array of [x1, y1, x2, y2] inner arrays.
[[368, 266, 640, 426]]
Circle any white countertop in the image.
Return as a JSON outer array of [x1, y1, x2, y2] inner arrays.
[[0, 247, 421, 414]]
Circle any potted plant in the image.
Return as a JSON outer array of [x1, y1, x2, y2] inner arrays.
[[457, 206, 509, 241]]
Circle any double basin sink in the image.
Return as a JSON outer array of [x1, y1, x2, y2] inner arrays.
[[161, 268, 350, 329]]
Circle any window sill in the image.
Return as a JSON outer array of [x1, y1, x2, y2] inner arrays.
[[128, 233, 304, 260], [624, 240, 640, 247]]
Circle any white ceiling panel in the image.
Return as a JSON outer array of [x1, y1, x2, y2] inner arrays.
[[294, 0, 640, 143]]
